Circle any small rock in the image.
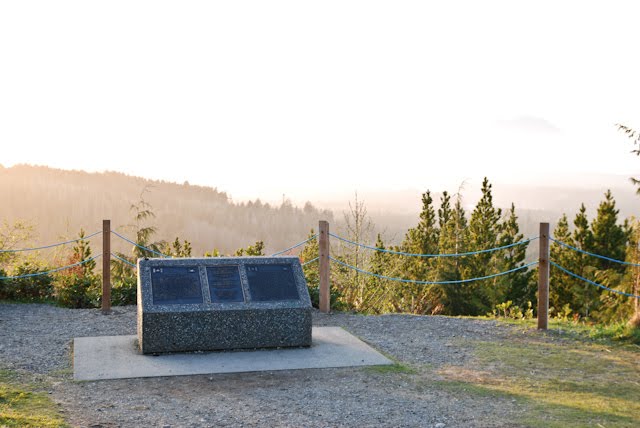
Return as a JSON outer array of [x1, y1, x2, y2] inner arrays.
[[435, 423, 446, 428]]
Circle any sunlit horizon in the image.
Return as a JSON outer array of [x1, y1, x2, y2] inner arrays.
[[2, 1, 639, 206]]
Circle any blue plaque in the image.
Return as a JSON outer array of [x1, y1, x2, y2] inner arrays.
[[206, 265, 244, 303], [246, 264, 299, 302], [150, 266, 203, 305]]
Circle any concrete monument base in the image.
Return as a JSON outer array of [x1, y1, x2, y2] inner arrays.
[[73, 327, 393, 381]]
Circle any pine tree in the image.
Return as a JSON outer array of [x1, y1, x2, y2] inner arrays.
[[402, 190, 439, 281], [363, 233, 393, 313], [465, 178, 502, 315], [398, 190, 439, 313], [590, 190, 628, 272], [431, 191, 457, 314], [573, 204, 593, 254], [497, 204, 533, 308], [438, 191, 452, 230], [586, 191, 629, 321], [572, 204, 597, 318], [550, 214, 578, 312], [438, 195, 470, 315], [54, 229, 98, 308]]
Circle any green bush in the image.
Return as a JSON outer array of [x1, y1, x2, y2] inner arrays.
[[6, 261, 54, 302], [54, 272, 98, 308], [307, 284, 347, 311], [110, 276, 137, 306], [490, 300, 534, 320]]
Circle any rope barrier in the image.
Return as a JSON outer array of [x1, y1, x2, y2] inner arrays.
[[302, 257, 319, 267], [110, 231, 169, 258], [0, 231, 102, 253], [550, 261, 640, 299], [329, 233, 538, 258], [0, 254, 103, 280], [111, 253, 137, 268], [550, 238, 640, 267], [329, 256, 538, 285], [271, 235, 318, 256]]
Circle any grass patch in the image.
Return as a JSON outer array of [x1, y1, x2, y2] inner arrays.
[[492, 317, 640, 347], [436, 335, 640, 427], [365, 363, 416, 375], [0, 369, 67, 427]]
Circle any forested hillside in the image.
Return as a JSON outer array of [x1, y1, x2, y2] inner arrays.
[[0, 164, 333, 255], [2, 164, 638, 326]]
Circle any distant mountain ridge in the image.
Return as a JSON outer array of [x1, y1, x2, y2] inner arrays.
[[0, 164, 333, 256], [1, 164, 636, 259]]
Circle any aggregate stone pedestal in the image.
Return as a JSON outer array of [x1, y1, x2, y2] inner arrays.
[[137, 256, 312, 354]]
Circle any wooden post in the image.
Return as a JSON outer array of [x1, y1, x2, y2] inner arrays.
[[319, 220, 330, 313], [102, 219, 111, 314], [538, 222, 550, 330]]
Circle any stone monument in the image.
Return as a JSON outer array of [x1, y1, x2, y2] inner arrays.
[[137, 256, 312, 354]]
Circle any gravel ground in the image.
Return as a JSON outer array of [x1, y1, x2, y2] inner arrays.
[[0, 303, 529, 427]]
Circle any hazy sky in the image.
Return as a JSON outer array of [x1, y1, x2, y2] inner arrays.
[[2, 1, 639, 204]]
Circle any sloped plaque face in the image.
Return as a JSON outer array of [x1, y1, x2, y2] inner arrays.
[[246, 264, 299, 302], [150, 266, 203, 305], [206, 265, 244, 303]]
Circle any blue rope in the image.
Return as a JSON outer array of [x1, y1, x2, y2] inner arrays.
[[329, 233, 538, 258], [550, 261, 640, 299], [0, 231, 102, 253], [329, 256, 538, 285], [271, 235, 318, 256], [302, 257, 319, 267], [111, 253, 137, 268], [0, 254, 103, 280], [110, 231, 169, 258], [550, 237, 640, 267]]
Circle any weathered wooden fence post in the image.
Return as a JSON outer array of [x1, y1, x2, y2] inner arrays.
[[319, 220, 331, 313], [102, 219, 111, 314], [538, 222, 550, 330]]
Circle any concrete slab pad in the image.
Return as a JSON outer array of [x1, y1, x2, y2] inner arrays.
[[73, 327, 393, 381]]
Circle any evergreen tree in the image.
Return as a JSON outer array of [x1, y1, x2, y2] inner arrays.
[[590, 190, 628, 272], [363, 233, 393, 313], [128, 188, 164, 259], [465, 178, 502, 315], [438, 195, 470, 315], [398, 190, 439, 313], [438, 191, 452, 230], [54, 229, 98, 308], [234, 241, 265, 256], [586, 191, 629, 321], [110, 189, 163, 306], [162, 237, 193, 258], [431, 191, 457, 314], [573, 204, 593, 254], [550, 214, 578, 312], [401, 190, 439, 281], [571, 204, 596, 317], [497, 204, 533, 308]]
